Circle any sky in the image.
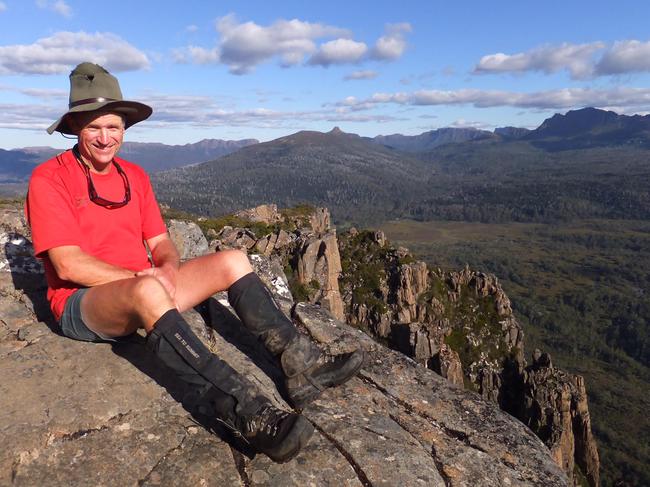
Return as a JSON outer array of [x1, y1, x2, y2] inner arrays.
[[2, 0, 650, 149]]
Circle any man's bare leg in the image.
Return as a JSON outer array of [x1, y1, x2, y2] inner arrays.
[[78, 249, 251, 337], [80, 275, 172, 336], [174, 249, 253, 313]]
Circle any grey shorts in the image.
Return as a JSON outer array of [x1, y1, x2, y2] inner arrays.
[[58, 288, 118, 343]]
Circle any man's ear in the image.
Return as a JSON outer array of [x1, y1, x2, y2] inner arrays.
[[65, 114, 80, 136]]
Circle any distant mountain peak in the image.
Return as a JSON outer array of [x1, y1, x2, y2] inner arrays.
[[329, 126, 344, 134], [527, 106, 650, 149]]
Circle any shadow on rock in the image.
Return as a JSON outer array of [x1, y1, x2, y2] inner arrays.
[[195, 296, 287, 395], [4, 232, 58, 334], [110, 332, 258, 459]]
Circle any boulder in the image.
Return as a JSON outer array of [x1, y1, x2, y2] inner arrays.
[[167, 219, 209, 260], [234, 204, 283, 225]]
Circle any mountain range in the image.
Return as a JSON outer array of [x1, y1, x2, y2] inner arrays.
[[153, 127, 430, 222], [0, 138, 258, 183], [151, 108, 650, 224], [3, 107, 650, 186]]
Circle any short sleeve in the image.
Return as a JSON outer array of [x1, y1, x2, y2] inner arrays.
[[26, 172, 83, 256]]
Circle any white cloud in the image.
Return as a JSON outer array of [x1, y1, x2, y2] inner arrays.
[[36, 0, 72, 17], [0, 85, 68, 99], [174, 45, 220, 65], [475, 42, 605, 79], [0, 2, 7, 12], [309, 38, 367, 66], [0, 102, 64, 130], [335, 87, 650, 112], [0, 31, 150, 75], [185, 24, 199, 33], [595, 40, 650, 75], [371, 23, 411, 60], [183, 14, 349, 74], [174, 14, 409, 73], [344, 70, 378, 80], [143, 92, 405, 128], [448, 119, 493, 130]]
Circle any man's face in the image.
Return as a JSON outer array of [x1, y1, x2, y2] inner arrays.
[[77, 112, 125, 168]]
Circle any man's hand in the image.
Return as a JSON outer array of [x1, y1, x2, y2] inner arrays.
[[136, 263, 178, 305], [143, 233, 182, 308]]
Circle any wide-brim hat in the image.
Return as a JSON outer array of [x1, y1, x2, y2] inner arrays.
[[47, 62, 152, 135]]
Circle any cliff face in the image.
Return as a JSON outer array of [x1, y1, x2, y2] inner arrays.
[[522, 352, 600, 487], [335, 228, 600, 487], [213, 204, 345, 320], [0, 204, 567, 486]]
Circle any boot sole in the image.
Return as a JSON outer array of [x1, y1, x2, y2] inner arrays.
[[266, 416, 315, 463], [288, 349, 365, 410]]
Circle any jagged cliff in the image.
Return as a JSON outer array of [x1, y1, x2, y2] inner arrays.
[[199, 205, 599, 486], [335, 227, 600, 487]]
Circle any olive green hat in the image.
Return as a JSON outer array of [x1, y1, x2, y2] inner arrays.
[[47, 62, 152, 135]]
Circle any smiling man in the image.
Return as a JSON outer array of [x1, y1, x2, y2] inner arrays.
[[25, 62, 364, 463]]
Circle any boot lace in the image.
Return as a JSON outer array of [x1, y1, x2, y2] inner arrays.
[[245, 405, 290, 438], [318, 353, 337, 365]]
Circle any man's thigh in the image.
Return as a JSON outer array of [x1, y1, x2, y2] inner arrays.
[[59, 288, 119, 342], [175, 250, 253, 312], [80, 276, 173, 336]]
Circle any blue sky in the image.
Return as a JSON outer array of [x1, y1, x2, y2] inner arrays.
[[2, 0, 650, 149]]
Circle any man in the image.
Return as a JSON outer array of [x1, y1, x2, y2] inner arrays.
[[26, 62, 364, 463]]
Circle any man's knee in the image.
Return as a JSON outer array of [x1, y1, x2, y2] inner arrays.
[[215, 249, 253, 280], [132, 275, 170, 306], [225, 248, 253, 271]]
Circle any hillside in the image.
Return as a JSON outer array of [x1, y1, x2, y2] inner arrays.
[[525, 107, 650, 150], [148, 108, 650, 486], [118, 138, 258, 173], [153, 128, 430, 224], [372, 127, 496, 152]]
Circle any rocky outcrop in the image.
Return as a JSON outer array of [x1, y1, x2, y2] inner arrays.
[[337, 228, 600, 486], [167, 219, 209, 260], [234, 203, 283, 224], [212, 205, 345, 320], [0, 205, 568, 486], [521, 351, 600, 487], [293, 230, 345, 320]]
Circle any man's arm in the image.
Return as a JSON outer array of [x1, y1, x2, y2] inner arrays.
[[147, 233, 180, 270], [136, 233, 180, 302], [48, 245, 135, 286]]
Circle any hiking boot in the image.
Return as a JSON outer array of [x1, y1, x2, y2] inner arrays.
[[147, 310, 313, 463], [284, 348, 365, 409], [240, 404, 314, 463]]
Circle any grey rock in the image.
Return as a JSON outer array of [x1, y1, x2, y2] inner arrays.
[[234, 204, 283, 224], [167, 219, 209, 260]]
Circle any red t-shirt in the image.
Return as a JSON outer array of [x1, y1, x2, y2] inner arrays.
[[25, 148, 168, 321]]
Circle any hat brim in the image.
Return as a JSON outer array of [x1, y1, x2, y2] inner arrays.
[[47, 100, 153, 135]]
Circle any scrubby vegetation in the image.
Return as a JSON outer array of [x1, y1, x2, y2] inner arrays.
[[338, 230, 390, 318], [161, 203, 316, 240]]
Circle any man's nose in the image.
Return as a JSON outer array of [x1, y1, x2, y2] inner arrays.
[[98, 128, 110, 144]]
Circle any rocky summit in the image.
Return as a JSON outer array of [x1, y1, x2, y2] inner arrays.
[[1, 203, 568, 486]]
